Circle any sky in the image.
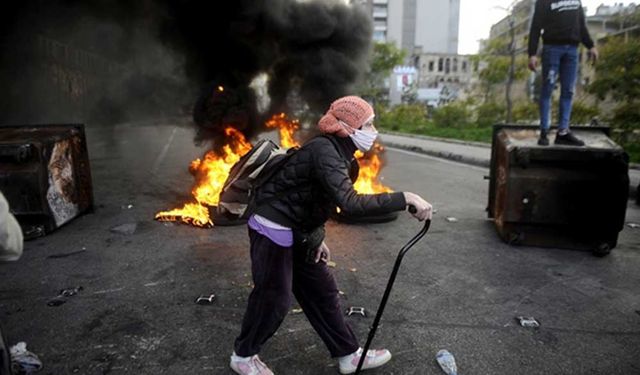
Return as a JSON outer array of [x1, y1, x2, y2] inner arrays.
[[458, 0, 633, 54]]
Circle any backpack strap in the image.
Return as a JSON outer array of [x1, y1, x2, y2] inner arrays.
[[247, 135, 350, 220]]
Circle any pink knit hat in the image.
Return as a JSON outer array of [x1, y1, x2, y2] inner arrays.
[[318, 96, 374, 137]]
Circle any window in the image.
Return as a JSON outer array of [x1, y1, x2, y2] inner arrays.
[[462, 61, 467, 73], [438, 58, 443, 72], [453, 58, 458, 72], [428, 61, 434, 72], [445, 58, 451, 74], [373, 30, 386, 41]]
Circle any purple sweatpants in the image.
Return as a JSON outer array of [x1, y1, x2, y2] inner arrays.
[[234, 227, 359, 358]]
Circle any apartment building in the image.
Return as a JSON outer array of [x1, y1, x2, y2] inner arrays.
[[359, 0, 466, 104], [363, 0, 460, 54]]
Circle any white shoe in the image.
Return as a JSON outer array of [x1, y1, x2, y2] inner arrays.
[[338, 347, 392, 374], [230, 352, 274, 375]]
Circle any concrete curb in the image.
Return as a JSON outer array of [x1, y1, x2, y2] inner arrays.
[[380, 130, 491, 148], [380, 130, 639, 171], [383, 141, 491, 169]]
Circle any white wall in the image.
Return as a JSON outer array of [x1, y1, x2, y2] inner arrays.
[[414, 0, 460, 53]]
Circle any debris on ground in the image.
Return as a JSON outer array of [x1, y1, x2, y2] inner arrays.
[[349, 268, 357, 272], [47, 286, 83, 307], [345, 306, 366, 317], [194, 294, 216, 305], [436, 349, 458, 375], [47, 249, 87, 259], [445, 217, 458, 223], [326, 261, 337, 268], [110, 222, 138, 235], [59, 286, 83, 297], [516, 316, 540, 328], [46, 297, 66, 307], [10, 342, 43, 374], [291, 308, 303, 314], [627, 222, 639, 229], [23, 225, 45, 240]]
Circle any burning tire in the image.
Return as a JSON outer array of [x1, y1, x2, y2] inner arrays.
[[209, 206, 247, 226]]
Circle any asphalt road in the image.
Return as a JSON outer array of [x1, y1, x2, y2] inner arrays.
[[1, 121, 639, 374]]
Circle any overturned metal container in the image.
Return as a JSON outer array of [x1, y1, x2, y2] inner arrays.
[[0, 124, 94, 238], [487, 124, 629, 256]]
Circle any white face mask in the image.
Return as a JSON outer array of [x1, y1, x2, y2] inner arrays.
[[349, 127, 378, 152], [339, 119, 378, 152]]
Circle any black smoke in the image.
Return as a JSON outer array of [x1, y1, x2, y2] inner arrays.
[[160, 0, 374, 146], [0, 0, 373, 148]]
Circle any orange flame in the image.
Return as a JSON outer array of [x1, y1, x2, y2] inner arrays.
[[156, 116, 392, 227], [266, 113, 300, 148], [353, 142, 392, 194], [155, 127, 252, 227]]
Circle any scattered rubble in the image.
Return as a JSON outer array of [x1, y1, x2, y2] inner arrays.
[[47, 249, 86, 259], [194, 294, 216, 305], [47, 286, 83, 307], [516, 316, 540, 328], [9, 342, 43, 373], [345, 306, 366, 317]]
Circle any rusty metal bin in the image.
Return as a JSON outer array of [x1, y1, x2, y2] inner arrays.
[[0, 124, 94, 238], [487, 125, 629, 256]]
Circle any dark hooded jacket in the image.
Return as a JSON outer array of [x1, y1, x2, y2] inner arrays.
[[253, 135, 406, 230], [528, 0, 594, 57]]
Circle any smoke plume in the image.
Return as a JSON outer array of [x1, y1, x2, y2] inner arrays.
[[0, 0, 373, 147]]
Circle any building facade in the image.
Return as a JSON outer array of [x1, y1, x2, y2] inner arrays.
[[383, 0, 460, 54], [415, 53, 474, 88], [359, 0, 466, 104]]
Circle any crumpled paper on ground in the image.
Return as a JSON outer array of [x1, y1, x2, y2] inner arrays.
[[10, 342, 42, 374]]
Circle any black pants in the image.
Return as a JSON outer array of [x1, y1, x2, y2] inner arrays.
[[234, 228, 359, 358]]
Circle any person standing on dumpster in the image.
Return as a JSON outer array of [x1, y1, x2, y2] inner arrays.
[[528, 0, 598, 146], [229, 96, 432, 375]]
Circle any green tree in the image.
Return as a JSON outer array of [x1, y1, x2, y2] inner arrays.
[[432, 102, 471, 129], [512, 100, 538, 123], [476, 101, 506, 127], [401, 81, 419, 104], [376, 103, 427, 132], [588, 37, 640, 130], [357, 42, 406, 105], [473, 36, 528, 118]]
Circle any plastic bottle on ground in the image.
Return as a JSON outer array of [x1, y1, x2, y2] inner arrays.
[[436, 349, 458, 375]]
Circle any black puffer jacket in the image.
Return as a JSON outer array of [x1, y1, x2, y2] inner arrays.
[[253, 135, 406, 230]]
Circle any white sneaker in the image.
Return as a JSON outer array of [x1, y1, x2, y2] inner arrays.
[[338, 347, 392, 374], [230, 352, 274, 375]]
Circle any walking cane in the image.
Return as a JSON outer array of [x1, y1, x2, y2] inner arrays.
[[355, 213, 431, 374]]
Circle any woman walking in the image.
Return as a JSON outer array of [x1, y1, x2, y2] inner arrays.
[[230, 96, 432, 375]]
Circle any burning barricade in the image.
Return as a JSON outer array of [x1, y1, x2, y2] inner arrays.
[[155, 113, 395, 227]]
